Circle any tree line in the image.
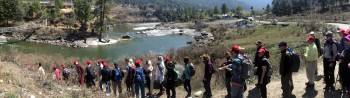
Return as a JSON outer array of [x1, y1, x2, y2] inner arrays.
[[271, 0, 350, 16]]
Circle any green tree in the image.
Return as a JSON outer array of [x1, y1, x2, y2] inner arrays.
[[235, 6, 244, 18], [94, 0, 113, 42], [0, 0, 22, 25], [55, 0, 64, 9], [74, 0, 93, 32], [265, 4, 271, 14], [284, 0, 293, 15], [213, 6, 220, 15], [221, 3, 229, 14]]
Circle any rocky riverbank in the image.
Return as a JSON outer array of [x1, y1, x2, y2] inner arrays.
[[2, 26, 118, 48]]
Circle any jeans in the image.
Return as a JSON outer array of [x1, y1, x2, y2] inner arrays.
[[259, 84, 267, 98], [281, 74, 292, 98], [225, 78, 231, 98], [203, 79, 212, 97], [184, 79, 191, 96], [166, 81, 176, 98], [112, 81, 122, 95], [323, 59, 335, 86], [135, 82, 145, 98], [306, 61, 317, 85], [99, 80, 111, 93], [231, 83, 244, 98]]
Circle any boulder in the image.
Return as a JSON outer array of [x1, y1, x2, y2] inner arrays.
[[194, 91, 203, 97]]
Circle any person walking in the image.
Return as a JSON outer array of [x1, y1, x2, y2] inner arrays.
[[340, 35, 350, 96], [111, 62, 123, 97], [155, 56, 166, 96], [256, 48, 269, 98], [85, 60, 96, 88], [100, 62, 111, 94], [323, 31, 338, 90], [38, 63, 46, 80], [165, 58, 177, 98], [126, 58, 136, 95], [74, 60, 85, 86], [219, 45, 245, 98], [201, 54, 214, 98], [278, 41, 293, 98], [134, 60, 146, 98], [310, 31, 322, 76], [338, 29, 349, 92], [53, 65, 62, 80], [220, 52, 233, 98], [304, 36, 318, 88], [61, 64, 70, 81], [183, 57, 194, 97], [143, 60, 154, 96]]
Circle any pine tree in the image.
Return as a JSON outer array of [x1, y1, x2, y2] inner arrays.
[[221, 3, 228, 14], [265, 4, 271, 14], [74, 0, 92, 32], [213, 6, 220, 15]]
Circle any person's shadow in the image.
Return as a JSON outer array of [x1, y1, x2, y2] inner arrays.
[[247, 86, 260, 98], [302, 87, 318, 98]]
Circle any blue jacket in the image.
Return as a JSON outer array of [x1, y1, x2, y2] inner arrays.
[[228, 55, 244, 84]]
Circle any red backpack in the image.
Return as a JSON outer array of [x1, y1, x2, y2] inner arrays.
[[261, 47, 270, 59]]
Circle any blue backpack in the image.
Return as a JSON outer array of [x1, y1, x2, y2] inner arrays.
[[114, 68, 123, 82], [134, 67, 145, 84]]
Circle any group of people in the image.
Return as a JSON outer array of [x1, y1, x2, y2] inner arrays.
[[42, 29, 350, 98], [47, 56, 197, 98]]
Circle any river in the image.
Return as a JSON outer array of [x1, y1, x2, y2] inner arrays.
[[0, 23, 193, 60]]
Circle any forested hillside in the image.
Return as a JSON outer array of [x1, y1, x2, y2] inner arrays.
[[115, 0, 250, 10]]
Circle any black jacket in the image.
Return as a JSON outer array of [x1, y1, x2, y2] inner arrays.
[[280, 50, 292, 77], [101, 67, 111, 82], [340, 47, 350, 84], [85, 65, 95, 80]]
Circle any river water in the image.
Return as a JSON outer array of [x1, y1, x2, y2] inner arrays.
[[0, 23, 192, 60]]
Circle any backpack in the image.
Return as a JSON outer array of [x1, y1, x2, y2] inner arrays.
[[101, 67, 111, 81], [327, 40, 340, 61], [262, 58, 273, 84], [288, 48, 301, 72], [127, 65, 136, 79], [241, 55, 253, 79], [189, 63, 196, 77], [63, 68, 70, 78], [114, 68, 123, 82], [261, 47, 270, 59], [134, 67, 145, 83], [209, 62, 216, 74]]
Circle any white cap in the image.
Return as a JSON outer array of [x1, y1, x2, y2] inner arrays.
[[310, 31, 315, 35]]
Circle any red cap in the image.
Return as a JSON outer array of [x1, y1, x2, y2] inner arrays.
[[135, 60, 142, 65], [306, 36, 315, 41], [103, 62, 109, 67], [338, 29, 346, 34], [73, 60, 78, 65], [165, 56, 170, 62], [97, 59, 103, 63], [231, 45, 240, 52], [258, 48, 266, 54], [61, 64, 65, 67], [86, 60, 92, 65], [53, 65, 57, 69]]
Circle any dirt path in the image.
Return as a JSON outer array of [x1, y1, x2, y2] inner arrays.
[[0, 59, 349, 98]]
